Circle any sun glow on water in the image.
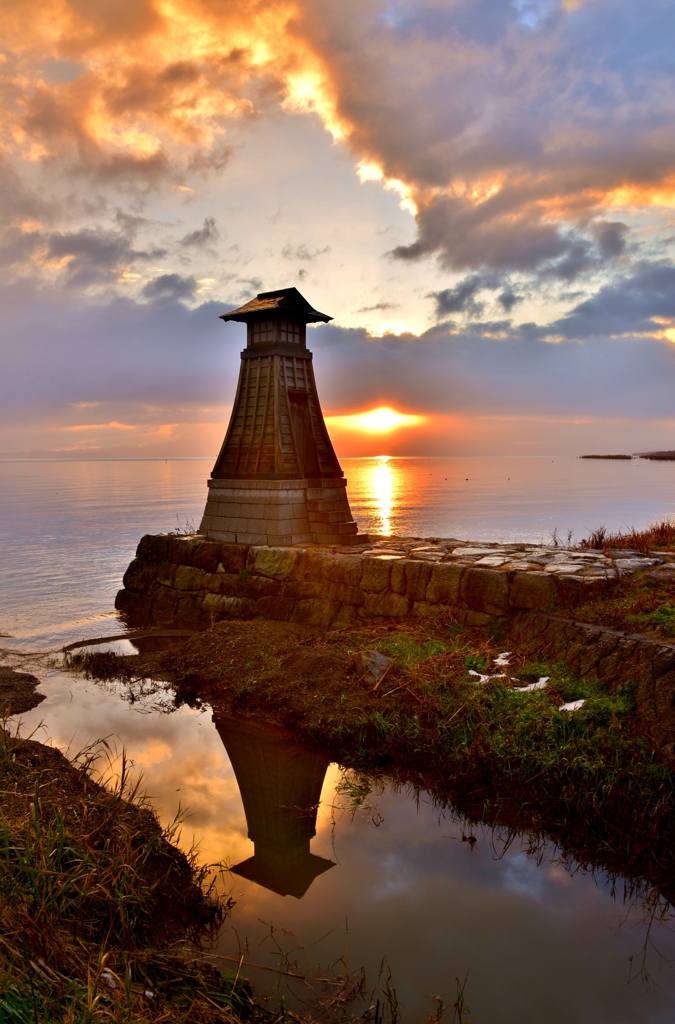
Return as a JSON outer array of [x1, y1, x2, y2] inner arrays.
[[373, 456, 394, 535]]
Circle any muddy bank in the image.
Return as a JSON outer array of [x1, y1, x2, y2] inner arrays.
[[0, 666, 45, 714], [0, 719, 253, 1022]]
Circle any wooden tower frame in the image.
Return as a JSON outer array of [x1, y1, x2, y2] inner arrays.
[[199, 287, 361, 546]]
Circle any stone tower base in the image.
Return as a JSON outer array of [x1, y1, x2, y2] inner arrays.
[[199, 476, 361, 546]]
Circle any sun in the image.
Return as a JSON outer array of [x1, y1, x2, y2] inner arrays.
[[325, 406, 424, 433]]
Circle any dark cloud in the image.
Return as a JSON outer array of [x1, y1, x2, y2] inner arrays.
[[591, 221, 629, 260], [141, 273, 197, 302], [298, 0, 675, 275], [431, 276, 487, 319], [498, 288, 521, 313], [356, 301, 400, 313], [281, 244, 331, 261], [45, 226, 166, 288], [179, 217, 219, 248], [553, 261, 675, 340], [430, 273, 504, 319]]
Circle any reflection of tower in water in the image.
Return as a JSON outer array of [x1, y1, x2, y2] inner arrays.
[[213, 715, 335, 899]]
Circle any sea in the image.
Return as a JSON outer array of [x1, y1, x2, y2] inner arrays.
[[2, 455, 675, 1023]]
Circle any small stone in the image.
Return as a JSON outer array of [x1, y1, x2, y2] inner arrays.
[[350, 650, 394, 687]]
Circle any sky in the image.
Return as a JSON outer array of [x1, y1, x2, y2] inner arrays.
[[1, 0, 675, 458]]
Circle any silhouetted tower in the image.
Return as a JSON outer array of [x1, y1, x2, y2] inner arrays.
[[199, 287, 361, 546], [214, 714, 335, 899]]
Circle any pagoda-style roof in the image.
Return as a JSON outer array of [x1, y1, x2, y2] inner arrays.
[[220, 287, 332, 324]]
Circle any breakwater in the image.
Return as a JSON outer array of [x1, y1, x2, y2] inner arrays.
[[115, 534, 658, 628]]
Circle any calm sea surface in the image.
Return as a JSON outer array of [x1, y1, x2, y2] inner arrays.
[[2, 457, 675, 1022]]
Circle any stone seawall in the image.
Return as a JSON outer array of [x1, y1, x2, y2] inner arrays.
[[115, 533, 625, 629], [514, 613, 675, 761], [115, 532, 675, 758]]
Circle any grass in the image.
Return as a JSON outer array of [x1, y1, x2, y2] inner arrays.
[[0, 722, 251, 1023], [578, 518, 675, 553], [166, 618, 675, 903], [567, 565, 675, 639]]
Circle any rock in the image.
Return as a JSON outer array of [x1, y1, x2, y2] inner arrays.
[[256, 596, 295, 620], [202, 593, 257, 620], [405, 560, 433, 601], [363, 592, 411, 617], [460, 568, 509, 615], [166, 535, 200, 565], [320, 554, 363, 586], [360, 557, 393, 593], [412, 601, 442, 618], [122, 558, 157, 594], [250, 546, 301, 580], [350, 650, 394, 687], [219, 544, 249, 575], [174, 565, 206, 591], [291, 599, 340, 627], [136, 534, 168, 562], [193, 540, 223, 573], [509, 571, 556, 610], [426, 563, 463, 605]]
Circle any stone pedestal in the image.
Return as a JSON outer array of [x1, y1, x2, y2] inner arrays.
[[199, 475, 359, 546]]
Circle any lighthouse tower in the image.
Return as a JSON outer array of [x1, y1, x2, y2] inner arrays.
[[199, 287, 361, 547]]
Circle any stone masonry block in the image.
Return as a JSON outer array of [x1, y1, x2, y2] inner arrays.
[[281, 580, 324, 601], [256, 596, 295, 620], [209, 530, 237, 543], [154, 561, 177, 587], [136, 534, 168, 562], [292, 550, 325, 581], [193, 540, 223, 574], [174, 565, 205, 591], [122, 559, 157, 594], [509, 571, 556, 610], [219, 545, 249, 574], [460, 568, 509, 615], [412, 601, 442, 619], [291, 599, 340, 628], [364, 592, 411, 617], [320, 554, 363, 586], [251, 547, 300, 580], [405, 560, 433, 601], [426, 563, 463, 605], [202, 593, 257, 620], [151, 585, 178, 620], [390, 560, 408, 594], [236, 533, 268, 545], [361, 558, 392, 593], [166, 535, 200, 566], [324, 582, 366, 606], [114, 588, 151, 618]]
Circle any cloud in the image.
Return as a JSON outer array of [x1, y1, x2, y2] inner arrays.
[[179, 216, 219, 248], [2, 269, 675, 457], [281, 244, 331, 261], [355, 301, 400, 313], [2, 0, 674, 287], [141, 273, 197, 302]]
